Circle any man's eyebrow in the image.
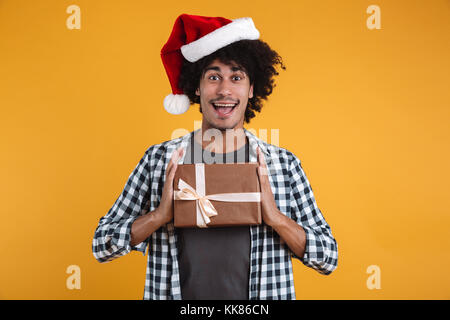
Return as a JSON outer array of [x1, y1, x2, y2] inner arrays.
[[230, 66, 244, 72], [203, 65, 246, 73], [204, 66, 221, 73]]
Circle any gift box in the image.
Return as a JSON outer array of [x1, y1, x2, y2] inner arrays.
[[173, 163, 262, 228]]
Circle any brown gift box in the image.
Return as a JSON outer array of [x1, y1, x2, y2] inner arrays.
[[173, 163, 262, 228]]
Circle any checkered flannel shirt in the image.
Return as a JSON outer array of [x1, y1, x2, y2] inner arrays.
[[92, 128, 338, 299]]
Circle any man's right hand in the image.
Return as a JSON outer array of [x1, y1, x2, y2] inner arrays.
[[156, 147, 184, 224], [130, 147, 184, 247]]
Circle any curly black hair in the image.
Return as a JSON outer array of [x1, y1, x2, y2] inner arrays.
[[178, 39, 286, 123]]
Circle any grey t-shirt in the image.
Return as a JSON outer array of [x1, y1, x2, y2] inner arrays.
[[177, 132, 251, 300]]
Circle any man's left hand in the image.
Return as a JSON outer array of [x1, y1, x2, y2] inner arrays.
[[256, 147, 283, 227]]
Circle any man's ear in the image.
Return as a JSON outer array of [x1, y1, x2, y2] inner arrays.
[[249, 84, 254, 99], [195, 88, 200, 96]]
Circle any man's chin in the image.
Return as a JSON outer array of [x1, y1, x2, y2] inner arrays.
[[211, 121, 240, 131]]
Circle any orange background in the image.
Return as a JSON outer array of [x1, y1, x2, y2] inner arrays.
[[1, 0, 449, 299]]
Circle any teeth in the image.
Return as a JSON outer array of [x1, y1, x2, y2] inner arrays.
[[213, 103, 236, 107]]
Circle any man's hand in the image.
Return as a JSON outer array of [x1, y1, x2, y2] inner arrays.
[[256, 146, 307, 257], [130, 147, 184, 247], [256, 147, 283, 227], [157, 147, 184, 224]]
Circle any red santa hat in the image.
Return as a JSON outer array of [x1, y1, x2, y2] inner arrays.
[[161, 14, 260, 115]]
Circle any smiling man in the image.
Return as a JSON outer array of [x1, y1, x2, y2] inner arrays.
[[92, 14, 338, 300], [198, 61, 251, 129]]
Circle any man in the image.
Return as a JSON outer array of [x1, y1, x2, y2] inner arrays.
[[92, 14, 338, 300]]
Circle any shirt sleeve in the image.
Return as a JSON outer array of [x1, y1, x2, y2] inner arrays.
[[288, 152, 338, 275], [92, 149, 152, 263]]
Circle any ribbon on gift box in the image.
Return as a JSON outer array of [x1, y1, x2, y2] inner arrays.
[[173, 163, 261, 228]]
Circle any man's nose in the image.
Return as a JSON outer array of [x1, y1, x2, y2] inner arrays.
[[217, 79, 232, 96]]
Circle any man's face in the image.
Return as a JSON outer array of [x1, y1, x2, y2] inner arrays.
[[196, 59, 254, 131]]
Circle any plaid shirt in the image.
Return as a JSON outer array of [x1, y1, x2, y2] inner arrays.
[[92, 128, 338, 300]]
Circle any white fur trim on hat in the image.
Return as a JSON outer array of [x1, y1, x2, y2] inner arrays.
[[180, 17, 260, 63], [164, 93, 191, 114]]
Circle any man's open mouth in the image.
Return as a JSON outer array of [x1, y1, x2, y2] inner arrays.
[[212, 102, 238, 117]]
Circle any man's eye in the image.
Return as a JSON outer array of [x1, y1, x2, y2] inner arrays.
[[232, 76, 242, 81], [208, 75, 219, 80]]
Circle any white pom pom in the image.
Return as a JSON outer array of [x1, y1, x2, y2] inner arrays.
[[163, 94, 190, 115]]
